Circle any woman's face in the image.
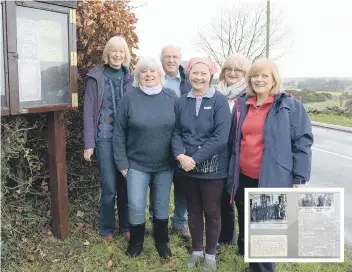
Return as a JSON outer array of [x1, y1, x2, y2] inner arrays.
[[108, 44, 125, 68], [139, 68, 161, 87], [250, 68, 275, 96], [189, 63, 211, 92], [224, 66, 245, 86]]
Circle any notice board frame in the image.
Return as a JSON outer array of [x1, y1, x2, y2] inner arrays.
[[1, 0, 78, 240], [2, 0, 77, 116]]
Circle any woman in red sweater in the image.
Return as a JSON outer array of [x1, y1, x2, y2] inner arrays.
[[227, 59, 313, 272]]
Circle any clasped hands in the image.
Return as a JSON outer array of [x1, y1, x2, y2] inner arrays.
[[177, 154, 196, 172]]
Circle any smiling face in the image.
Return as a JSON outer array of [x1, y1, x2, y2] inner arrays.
[[224, 66, 246, 86], [139, 68, 161, 87], [189, 63, 211, 92], [250, 68, 275, 96], [108, 44, 126, 68], [161, 46, 181, 77]]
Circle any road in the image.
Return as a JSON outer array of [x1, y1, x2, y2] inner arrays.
[[307, 126, 352, 246]]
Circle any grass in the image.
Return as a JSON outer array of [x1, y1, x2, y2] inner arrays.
[[4, 224, 352, 272], [304, 100, 342, 110], [3, 187, 352, 272], [309, 113, 352, 127]]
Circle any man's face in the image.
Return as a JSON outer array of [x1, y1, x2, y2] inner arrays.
[[161, 46, 181, 76]]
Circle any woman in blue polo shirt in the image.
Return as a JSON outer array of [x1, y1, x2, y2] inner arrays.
[[172, 57, 231, 271]]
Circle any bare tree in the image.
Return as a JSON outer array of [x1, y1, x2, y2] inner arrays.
[[195, 2, 289, 66]]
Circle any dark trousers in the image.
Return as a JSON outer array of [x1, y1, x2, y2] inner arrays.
[[180, 173, 224, 255], [235, 172, 275, 272], [96, 140, 129, 236], [219, 188, 236, 244]]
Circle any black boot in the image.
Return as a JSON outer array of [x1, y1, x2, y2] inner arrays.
[[126, 223, 145, 257], [153, 218, 172, 259]]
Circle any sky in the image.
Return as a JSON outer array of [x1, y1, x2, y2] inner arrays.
[[132, 0, 352, 78]]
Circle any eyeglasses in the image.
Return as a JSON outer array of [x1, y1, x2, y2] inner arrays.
[[225, 68, 243, 73]]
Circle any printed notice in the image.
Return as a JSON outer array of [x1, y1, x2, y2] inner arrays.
[[18, 59, 41, 102], [17, 18, 39, 60], [298, 193, 340, 257], [39, 20, 62, 62], [250, 235, 288, 257], [245, 188, 343, 262]]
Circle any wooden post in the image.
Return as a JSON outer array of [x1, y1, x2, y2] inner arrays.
[[47, 111, 70, 239]]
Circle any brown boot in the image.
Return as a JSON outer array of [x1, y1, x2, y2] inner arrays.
[[103, 236, 113, 243]]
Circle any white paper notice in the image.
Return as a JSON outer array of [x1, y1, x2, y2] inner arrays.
[[17, 18, 39, 60], [39, 20, 62, 62], [18, 59, 41, 102], [250, 235, 288, 257]]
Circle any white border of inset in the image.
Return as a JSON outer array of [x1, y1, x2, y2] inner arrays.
[[244, 187, 344, 263]]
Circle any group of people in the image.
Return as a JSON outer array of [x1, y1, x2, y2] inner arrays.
[[83, 35, 314, 272], [251, 201, 287, 223], [300, 193, 332, 207]]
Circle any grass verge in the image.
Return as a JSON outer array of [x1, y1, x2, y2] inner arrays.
[[4, 227, 352, 272], [3, 210, 352, 272], [309, 113, 352, 127]]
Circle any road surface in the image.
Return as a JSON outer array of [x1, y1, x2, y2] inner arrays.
[[307, 126, 352, 246]]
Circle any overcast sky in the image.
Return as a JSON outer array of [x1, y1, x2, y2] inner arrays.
[[133, 0, 352, 78]]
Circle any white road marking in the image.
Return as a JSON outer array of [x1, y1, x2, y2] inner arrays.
[[312, 147, 352, 161]]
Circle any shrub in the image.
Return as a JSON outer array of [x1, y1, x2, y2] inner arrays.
[[1, 0, 138, 266]]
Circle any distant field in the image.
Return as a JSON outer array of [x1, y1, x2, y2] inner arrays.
[[315, 90, 352, 97], [304, 100, 342, 110], [285, 89, 352, 95]]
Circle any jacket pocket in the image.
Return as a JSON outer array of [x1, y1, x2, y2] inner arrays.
[[276, 155, 293, 172]]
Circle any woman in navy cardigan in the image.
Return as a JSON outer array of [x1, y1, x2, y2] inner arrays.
[[171, 57, 231, 271]]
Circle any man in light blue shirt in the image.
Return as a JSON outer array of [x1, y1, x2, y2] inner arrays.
[[149, 44, 191, 239], [165, 72, 182, 98]]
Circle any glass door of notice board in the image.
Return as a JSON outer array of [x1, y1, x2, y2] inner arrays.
[[5, 0, 77, 115]]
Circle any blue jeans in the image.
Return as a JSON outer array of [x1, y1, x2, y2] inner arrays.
[[96, 140, 129, 236], [127, 168, 173, 225], [170, 172, 188, 229], [149, 172, 188, 229]]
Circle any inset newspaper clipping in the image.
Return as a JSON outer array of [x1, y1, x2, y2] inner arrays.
[[245, 188, 344, 263]]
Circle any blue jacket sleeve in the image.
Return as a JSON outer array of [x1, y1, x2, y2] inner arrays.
[[192, 95, 232, 164], [290, 99, 314, 184]]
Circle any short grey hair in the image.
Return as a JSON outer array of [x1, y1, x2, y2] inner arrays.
[[102, 36, 131, 67], [133, 57, 166, 87], [160, 44, 182, 61]]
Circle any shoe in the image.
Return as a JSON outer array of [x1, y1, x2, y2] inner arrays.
[[103, 236, 113, 243], [186, 253, 204, 268], [203, 258, 217, 271], [153, 218, 172, 259], [126, 223, 145, 257], [171, 226, 191, 239]]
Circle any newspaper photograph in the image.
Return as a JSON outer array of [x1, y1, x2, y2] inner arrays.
[[250, 194, 288, 229], [299, 193, 333, 207], [298, 193, 340, 257]]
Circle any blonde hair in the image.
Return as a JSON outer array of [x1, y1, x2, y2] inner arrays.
[[219, 54, 250, 82], [133, 57, 165, 87], [102, 36, 131, 67], [246, 58, 283, 96]]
